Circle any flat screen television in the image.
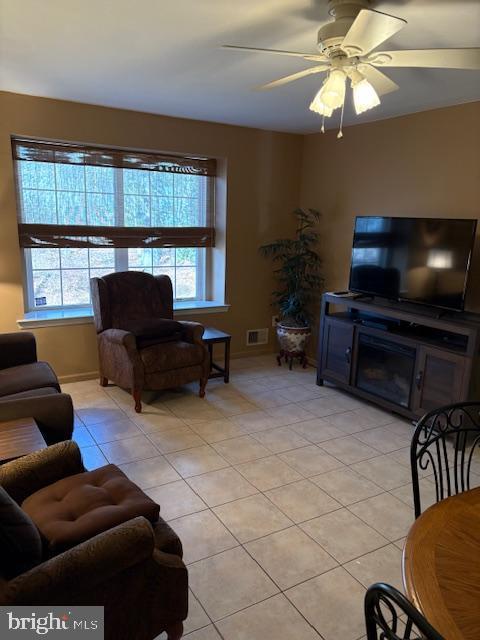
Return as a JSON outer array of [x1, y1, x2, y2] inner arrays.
[[349, 216, 477, 311]]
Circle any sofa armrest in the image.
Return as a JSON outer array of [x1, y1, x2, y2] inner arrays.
[[0, 440, 84, 504], [0, 332, 37, 370], [0, 392, 74, 446], [178, 321, 205, 346], [2, 517, 156, 605]]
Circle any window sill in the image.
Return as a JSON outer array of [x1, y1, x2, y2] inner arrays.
[[17, 301, 230, 329], [173, 301, 230, 316]]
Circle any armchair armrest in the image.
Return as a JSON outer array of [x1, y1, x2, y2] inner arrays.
[[0, 392, 74, 446], [178, 321, 205, 345], [101, 328, 137, 351], [0, 440, 84, 504], [0, 332, 37, 370], [3, 517, 155, 605], [98, 329, 144, 390]]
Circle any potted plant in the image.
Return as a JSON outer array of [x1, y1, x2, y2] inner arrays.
[[260, 208, 323, 368]]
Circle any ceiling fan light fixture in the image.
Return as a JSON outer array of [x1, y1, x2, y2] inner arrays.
[[224, 2, 480, 138], [351, 75, 381, 114], [318, 69, 346, 110]]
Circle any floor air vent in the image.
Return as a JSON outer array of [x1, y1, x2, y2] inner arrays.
[[246, 328, 269, 346]]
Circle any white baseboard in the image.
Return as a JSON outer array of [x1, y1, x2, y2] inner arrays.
[[231, 347, 275, 359], [57, 349, 315, 384], [307, 355, 318, 367], [58, 370, 99, 384], [57, 350, 278, 384]]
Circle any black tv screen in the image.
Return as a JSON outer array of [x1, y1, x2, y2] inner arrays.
[[349, 217, 477, 311]]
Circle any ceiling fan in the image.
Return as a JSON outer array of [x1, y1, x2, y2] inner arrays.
[[223, 0, 480, 136]]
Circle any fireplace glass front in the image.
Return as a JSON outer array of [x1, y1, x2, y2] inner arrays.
[[356, 334, 415, 408]]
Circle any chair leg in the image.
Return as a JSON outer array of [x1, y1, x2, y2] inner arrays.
[[133, 389, 142, 413], [199, 377, 207, 398], [165, 621, 183, 640], [100, 376, 108, 387]]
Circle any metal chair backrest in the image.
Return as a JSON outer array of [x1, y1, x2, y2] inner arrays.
[[365, 583, 444, 640], [411, 401, 480, 518]]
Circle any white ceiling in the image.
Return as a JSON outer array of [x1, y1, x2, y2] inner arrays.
[[1, 0, 479, 133]]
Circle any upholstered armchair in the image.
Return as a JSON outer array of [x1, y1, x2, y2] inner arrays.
[[90, 271, 209, 412], [0, 442, 188, 640]]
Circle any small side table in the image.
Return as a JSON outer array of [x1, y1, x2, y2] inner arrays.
[[203, 327, 231, 383], [0, 417, 47, 464]]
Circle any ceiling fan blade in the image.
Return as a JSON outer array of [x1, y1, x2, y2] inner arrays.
[[357, 64, 399, 96], [257, 65, 330, 90], [366, 48, 480, 70], [341, 9, 407, 57], [221, 45, 326, 62]]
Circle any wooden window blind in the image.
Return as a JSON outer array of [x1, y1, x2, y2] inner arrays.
[[13, 138, 216, 249]]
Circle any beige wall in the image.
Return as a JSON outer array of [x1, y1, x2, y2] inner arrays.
[[1, 93, 479, 379], [0, 91, 303, 380], [301, 101, 480, 356]]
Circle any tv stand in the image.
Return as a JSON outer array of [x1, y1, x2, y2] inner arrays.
[[355, 294, 375, 301], [434, 310, 450, 320], [317, 293, 480, 420]]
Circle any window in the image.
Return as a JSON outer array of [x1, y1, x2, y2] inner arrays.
[[13, 140, 216, 310]]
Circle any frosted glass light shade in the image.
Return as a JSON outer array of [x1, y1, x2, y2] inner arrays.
[[309, 87, 334, 117], [353, 78, 380, 114], [318, 69, 346, 110]]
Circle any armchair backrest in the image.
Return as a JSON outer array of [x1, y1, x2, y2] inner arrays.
[[91, 271, 174, 333]]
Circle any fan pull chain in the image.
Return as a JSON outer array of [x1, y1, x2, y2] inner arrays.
[[321, 114, 325, 134], [337, 99, 345, 139]]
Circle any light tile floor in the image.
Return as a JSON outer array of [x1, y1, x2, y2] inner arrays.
[[63, 354, 438, 640]]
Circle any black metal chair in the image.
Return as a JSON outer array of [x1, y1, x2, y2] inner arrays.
[[411, 401, 480, 518], [365, 583, 444, 640]]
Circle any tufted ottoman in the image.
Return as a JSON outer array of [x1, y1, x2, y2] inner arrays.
[[22, 464, 160, 554]]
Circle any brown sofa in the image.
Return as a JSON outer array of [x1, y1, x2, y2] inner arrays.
[[0, 332, 73, 444], [0, 441, 188, 640], [91, 271, 210, 412]]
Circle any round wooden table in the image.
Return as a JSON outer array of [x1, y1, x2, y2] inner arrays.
[[403, 487, 480, 640]]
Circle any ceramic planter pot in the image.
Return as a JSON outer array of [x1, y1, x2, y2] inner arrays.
[[276, 323, 311, 355]]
